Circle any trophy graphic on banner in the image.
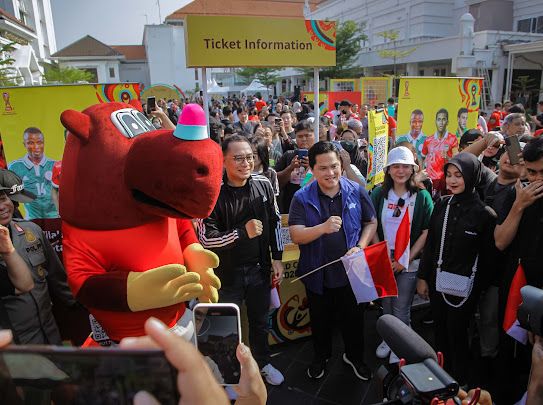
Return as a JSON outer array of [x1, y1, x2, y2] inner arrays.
[[470, 84, 478, 107], [403, 81, 410, 97], [2, 92, 13, 113]]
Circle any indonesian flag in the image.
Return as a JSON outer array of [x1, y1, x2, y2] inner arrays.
[[270, 278, 281, 310], [341, 241, 398, 303], [394, 207, 411, 270], [503, 263, 528, 344]]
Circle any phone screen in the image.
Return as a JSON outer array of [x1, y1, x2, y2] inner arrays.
[[147, 97, 156, 115], [505, 135, 521, 165], [193, 304, 241, 385], [0, 346, 178, 404]]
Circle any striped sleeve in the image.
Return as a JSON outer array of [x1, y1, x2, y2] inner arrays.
[[196, 217, 247, 251]]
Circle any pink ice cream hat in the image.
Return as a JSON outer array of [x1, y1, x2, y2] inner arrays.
[[173, 103, 208, 141]]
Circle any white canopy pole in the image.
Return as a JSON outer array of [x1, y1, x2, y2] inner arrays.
[[313, 67, 319, 139], [202, 68, 210, 126]]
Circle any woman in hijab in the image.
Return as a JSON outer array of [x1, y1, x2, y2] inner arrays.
[[340, 129, 368, 178], [416, 152, 496, 387]]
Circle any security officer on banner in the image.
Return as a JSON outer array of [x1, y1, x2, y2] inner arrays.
[[0, 169, 77, 344]]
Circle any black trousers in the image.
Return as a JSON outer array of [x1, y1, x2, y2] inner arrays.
[[430, 288, 479, 386], [306, 285, 366, 363], [218, 263, 271, 368]]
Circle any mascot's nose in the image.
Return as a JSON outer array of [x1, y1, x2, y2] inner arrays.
[[173, 104, 209, 141]]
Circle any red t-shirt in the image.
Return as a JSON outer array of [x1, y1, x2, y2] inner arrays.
[[387, 116, 397, 138], [488, 110, 501, 131], [255, 100, 266, 112]]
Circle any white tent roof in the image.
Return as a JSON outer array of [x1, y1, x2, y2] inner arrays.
[[242, 79, 269, 93], [207, 78, 229, 94]]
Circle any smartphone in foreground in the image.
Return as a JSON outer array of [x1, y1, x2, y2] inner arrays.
[[505, 135, 521, 165], [146, 96, 156, 115], [0, 346, 178, 405], [193, 303, 241, 385]]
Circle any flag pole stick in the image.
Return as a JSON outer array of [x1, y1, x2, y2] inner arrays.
[[290, 257, 343, 283]]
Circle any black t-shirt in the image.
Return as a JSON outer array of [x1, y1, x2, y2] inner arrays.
[[274, 150, 306, 213], [536, 113, 543, 130], [225, 182, 260, 265]]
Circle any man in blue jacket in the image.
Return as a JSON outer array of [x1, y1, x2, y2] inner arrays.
[[289, 141, 377, 381]]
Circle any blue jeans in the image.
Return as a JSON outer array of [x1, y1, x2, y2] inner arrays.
[[382, 270, 418, 326]]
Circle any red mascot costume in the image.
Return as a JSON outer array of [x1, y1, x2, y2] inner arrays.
[[59, 101, 222, 343]]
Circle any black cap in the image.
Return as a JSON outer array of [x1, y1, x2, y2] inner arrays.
[[339, 99, 352, 107], [0, 169, 36, 203]]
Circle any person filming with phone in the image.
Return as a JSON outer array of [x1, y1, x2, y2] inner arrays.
[[275, 120, 315, 213]]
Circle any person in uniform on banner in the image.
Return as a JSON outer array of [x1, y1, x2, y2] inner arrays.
[[396, 109, 427, 165], [456, 108, 469, 141], [422, 109, 459, 190], [8, 127, 58, 219]]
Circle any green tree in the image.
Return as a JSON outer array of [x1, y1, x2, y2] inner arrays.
[[236, 67, 280, 94], [44, 66, 94, 84], [0, 42, 23, 86], [297, 20, 367, 82], [377, 30, 416, 96]]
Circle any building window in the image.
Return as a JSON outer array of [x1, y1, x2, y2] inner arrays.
[[419, 70, 425, 76], [194, 69, 199, 80], [517, 17, 543, 33], [18, 0, 28, 25], [109, 68, 115, 78]]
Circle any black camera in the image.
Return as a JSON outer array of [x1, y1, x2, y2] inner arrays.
[[376, 359, 459, 404], [375, 315, 460, 404], [518, 285, 543, 336]]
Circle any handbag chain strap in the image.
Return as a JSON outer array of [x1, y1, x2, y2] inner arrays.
[[436, 197, 478, 308]]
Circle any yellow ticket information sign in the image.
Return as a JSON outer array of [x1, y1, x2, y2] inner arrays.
[[185, 16, 336, 67], [366, 110, 389, 190]]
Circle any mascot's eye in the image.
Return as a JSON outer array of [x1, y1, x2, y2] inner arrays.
[[111, 108, 153, 139], [133, 111, 156, 132]]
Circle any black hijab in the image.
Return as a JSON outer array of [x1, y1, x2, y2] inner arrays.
[[444, 152, 482, 199]]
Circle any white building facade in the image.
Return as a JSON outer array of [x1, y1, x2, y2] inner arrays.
[[143, 23, 200, 93], [0, 0, 57, 85]]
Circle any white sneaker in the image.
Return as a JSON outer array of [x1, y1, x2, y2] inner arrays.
[[376, 341, 391, 359], [389, 351, 400, 364], [261, 363, 284, 385]]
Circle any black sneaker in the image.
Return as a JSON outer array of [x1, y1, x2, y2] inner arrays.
[[307, 360, 326, 380], [342, 354, 372, 381]]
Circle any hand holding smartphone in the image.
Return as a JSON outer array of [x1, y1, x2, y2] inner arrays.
[[146, 96, 156, 115], [193, 303, 242, 385], [505, 135, 522, 165]]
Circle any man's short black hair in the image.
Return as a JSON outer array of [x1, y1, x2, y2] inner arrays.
[[222, 106, 232, 116], [508, 104, 525, 114], [459, 129, 482, 149], [410, 109, 424, 117], [523, 136, 543, 163], [387, 97, 394, 104], [436, 108, 449, 120], [495, 103, 502, 108], [339, 100, 352, 107], [236, 107, 246, 115], [457, 107, 468, 117], [308, 141, 340, 169], [221, 134, 251, 154]]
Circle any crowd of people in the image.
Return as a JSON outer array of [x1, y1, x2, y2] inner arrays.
[[2, 91, 543, 404], [189, 94, 543, 403]]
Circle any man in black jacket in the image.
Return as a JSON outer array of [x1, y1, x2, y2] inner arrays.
[[198, 135, 285, 386]]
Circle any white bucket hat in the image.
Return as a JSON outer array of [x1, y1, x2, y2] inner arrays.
[[384, 146, 419, 172]]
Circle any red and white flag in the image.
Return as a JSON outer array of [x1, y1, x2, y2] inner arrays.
[[270, 278, 281, 310], [341, 241, 398, 303], [394, 207, 411, 271], [503, 263, 528, 344]]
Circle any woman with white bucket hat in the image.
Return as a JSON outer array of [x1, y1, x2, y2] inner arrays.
[[370, 146, 434, 363]]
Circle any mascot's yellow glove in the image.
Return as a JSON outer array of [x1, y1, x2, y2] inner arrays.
[[127, 264, 203, 312], [183, 243, 221, 303]]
